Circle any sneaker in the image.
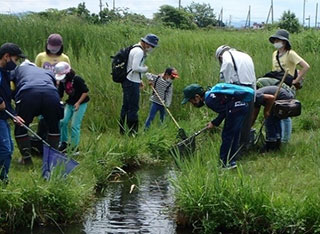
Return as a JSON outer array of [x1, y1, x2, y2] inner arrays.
[[223, 161, 237, 170], [18, 157, 33, 165]]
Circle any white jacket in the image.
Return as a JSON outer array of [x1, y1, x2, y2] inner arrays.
[[126, 43, 147, 83]]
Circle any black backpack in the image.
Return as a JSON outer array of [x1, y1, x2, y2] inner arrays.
[[110, 45, 142, 83]]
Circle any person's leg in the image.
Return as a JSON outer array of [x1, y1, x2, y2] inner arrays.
[[281, 117, 292, 143], [126, 81, 140, 135], [70, 102, 88, 148], [60, 104, 73, 144], [159, 104, 165, 123], [0, 120, 13, 181], [239, 100, 254, 149], [264, 115, 281, 151], [120, 79, 131, 134], [145, 102, 159, 129]]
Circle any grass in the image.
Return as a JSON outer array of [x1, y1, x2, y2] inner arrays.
[[1, 14, 320, 232]]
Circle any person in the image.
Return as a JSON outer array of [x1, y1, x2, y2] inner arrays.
[[34, 33, 71, 150], [144, 67, 178, 129], [54, 62, 89, 153], [215, 45, 256, 151], [0, 43, 25, 181], [11, 60, 63, 165], [252, 85, 294, 152], [119, 33, 159, 136], [182, 84, 249, 169], [268, 29, 310, 143]]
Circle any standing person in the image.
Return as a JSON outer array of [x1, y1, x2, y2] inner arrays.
[[268, 29, 310, 143], [11, 60, 63, 165], [54, 62, 89, 153], [215, 45, 256, 151], [0, 43, 25, 181], [144, 67, 178, 129], [182, 84, 250, 169], [252, 86, 294, 152], [119, 33, 159, 136], [34, 33, 71, 150]]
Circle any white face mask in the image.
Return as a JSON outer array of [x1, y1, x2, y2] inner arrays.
[[145, 47, 153, 53], [274, 42, 284, 49]]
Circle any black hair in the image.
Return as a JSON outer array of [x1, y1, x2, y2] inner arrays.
[[284, 40, 291, 50], [45, 43, 64, 55], [164, 67, 175, 76], [65, 68, 76, 80]]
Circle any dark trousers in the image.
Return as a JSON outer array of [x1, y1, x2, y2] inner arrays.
[[220, 102, 249, 165], [265, 115, 281, 142], [239, 100, 254, 147], [120, 79, 140, 133]]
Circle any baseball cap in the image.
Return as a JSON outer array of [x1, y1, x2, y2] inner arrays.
[[54, 62, 71, 80], [47, 34, 63, 53], [215, 45, 230, 59], [0, 43, 26, 58], [181, 84, 204, 104]]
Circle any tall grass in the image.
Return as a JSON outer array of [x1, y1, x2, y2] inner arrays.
[[1, 14, 320, 232]]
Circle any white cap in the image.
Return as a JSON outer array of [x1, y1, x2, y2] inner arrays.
[[215, 45, 231, 60], [54, 62, 71, 81]]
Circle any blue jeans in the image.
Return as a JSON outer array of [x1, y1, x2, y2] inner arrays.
[[220, 101, 249, 165], [265, 115, 281, 142], [0, 120, 13, 180], [120, 79, 140, 122], [145, 102, 165, 129], [60, 102, 88, 147], [281, 118, 292, 143]]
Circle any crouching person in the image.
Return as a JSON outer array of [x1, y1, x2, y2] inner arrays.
[[54, 62, 89, 153], [182, 84, 250, 169], [11, 60, 63, 165], [252, 86, 294, 152]]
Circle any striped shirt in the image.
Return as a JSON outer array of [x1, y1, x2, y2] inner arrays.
[[146, 73, 173, 107]]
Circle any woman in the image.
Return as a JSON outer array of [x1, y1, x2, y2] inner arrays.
[[54, 62, 89, 153], [269, 29, 310, 143]]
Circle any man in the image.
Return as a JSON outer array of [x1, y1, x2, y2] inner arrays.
[[252, 86, 294, 152], [11, 60, 63, 164], [119, 33, 159, 136], [0, 43, 25, 181], [215, 45, 256, 151], [182, 84, 249, 169]]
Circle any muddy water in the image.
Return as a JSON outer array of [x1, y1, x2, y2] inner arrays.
[[22, 166, 192, 234]]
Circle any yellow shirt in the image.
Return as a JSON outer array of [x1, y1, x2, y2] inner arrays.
[[35, 52, 70, 72], [272, 50, 303, 77]]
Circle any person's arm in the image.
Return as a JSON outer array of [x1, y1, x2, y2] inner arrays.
[[131, 49, 148, 73], [220, 58, 235, 83], [165, 85, 173, 107], [0, 100, 5, 111], [292, 60, 310, 85], [74, 92, 88, 111], [251, 106, 260, 127], [263, 94, 275, 119]]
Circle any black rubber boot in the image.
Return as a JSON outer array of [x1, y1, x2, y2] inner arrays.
[[16, 137, 33, 165]]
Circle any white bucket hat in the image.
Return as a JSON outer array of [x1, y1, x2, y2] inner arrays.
[[54, 62, 71, 81]]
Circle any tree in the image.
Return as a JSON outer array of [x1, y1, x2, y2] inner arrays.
[[185, 2, 217, 27], [278, 10, 301, 33], [154, 5, 196, 29]]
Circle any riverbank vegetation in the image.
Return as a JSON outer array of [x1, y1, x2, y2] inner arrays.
[[0, 13, 320, 233]]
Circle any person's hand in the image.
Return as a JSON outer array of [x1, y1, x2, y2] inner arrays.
[[74, 102, 80, 111], [148, 81, 153, 86], [0, 101, 5, 111], [140, 82, 145, 89], [13, 115, 25, 126], [207, 122, 215, 129]]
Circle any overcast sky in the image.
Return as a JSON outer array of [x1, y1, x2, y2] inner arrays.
[[1, 0, 319, 27]]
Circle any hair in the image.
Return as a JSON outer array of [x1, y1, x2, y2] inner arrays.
[[65, 68, 75, 79], [45, 43, 64, 56], [164, 67, 175, 76], [284, 40, 291, 50]]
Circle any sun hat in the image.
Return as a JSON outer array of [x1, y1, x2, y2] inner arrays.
[[0, 43, 26, 58], [141, 34, 159, 47], [269, 29, 291, 47], [181, 84, 204, 104], [47, 34, 63, 53], [54, 62, 71, 81], [215, 45, 231, 60]]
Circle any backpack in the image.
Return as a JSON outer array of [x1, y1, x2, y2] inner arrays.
[[210, 83, 254, 102], [110, 45, 142, 83], [273, 99, 301, 119]]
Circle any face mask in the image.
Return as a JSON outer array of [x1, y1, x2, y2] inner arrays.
[[274, 42, 284, 49], [194, 100, 205, 108], [5, 59, 17, 71], [146, 47, 153, 53]]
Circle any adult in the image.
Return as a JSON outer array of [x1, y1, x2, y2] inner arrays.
[[215, 45, 256, 151], [54, 62, 89, 153], [119, 33, 159, 136], [11, 61, 63, 164], [268, 29, 310, 143], [0, 43, 25, 180], [252, 86, 294, 151], [34, 33, 71, 150], [182, 84, 249, 169]]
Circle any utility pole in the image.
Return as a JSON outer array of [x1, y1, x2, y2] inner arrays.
[[229, 15, 232, 27], [218, 8, 223, 27], [266, 0, 274, 24], [113, 0, 115, 10], [99, 0, 103, 12], [306, 15, 311, 28], [316, 2, 318, 28], [179, 0, 181, 10], [245, 5, 251, 28], [303, 0, 306, 26]]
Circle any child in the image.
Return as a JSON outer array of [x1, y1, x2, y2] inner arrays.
[[144, 67, 179, 129], [54, 62, 89, 153]]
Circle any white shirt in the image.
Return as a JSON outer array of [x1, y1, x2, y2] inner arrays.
[[126, 43, 147, 83], [219, 49, 256, 88]]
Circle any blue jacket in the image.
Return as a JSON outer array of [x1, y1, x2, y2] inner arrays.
[[0, 68, 15, 120]]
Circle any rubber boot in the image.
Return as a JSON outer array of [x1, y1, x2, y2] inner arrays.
[[119, 116, 126, 135], [47, 134, 60, 150], [16, 137, 33, 165]]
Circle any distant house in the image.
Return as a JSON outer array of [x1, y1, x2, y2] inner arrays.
[[252, 22, 265, 29]]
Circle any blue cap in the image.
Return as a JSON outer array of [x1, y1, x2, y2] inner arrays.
[[141, 34, 159, 47]]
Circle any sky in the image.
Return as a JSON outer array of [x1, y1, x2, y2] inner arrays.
[[0, 0, 319, 27]]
